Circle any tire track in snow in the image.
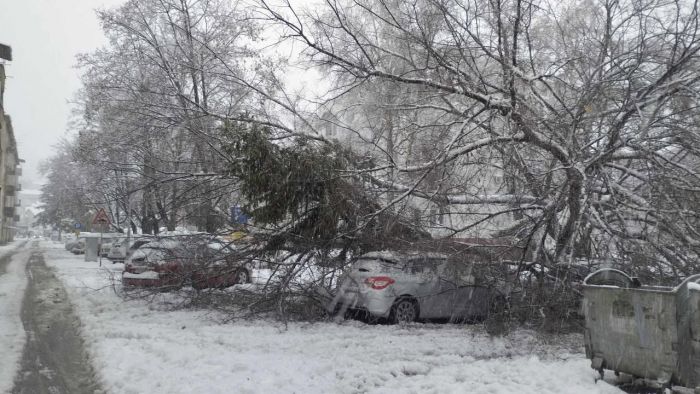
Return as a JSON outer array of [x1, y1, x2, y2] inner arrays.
[[12, 246, 103, 394]]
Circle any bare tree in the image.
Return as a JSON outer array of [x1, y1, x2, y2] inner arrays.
[[71, 0, 263, 233], [251, 0, 700, 278]]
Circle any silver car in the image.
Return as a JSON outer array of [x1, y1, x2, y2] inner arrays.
[[330, 251, 495, 323], [108, 237, 152, 264]]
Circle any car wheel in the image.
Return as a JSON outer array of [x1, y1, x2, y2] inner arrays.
[[390, 298, 418, 324], [233, 268, 250, 285]]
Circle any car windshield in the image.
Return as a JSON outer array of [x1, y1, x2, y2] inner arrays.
[[129, 240, 150, 251], [130, 245, 171, 263]]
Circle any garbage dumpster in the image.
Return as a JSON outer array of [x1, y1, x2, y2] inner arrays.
[[583, 269, 700, 389]]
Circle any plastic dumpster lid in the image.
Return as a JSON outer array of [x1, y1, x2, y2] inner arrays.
[[583, 268, 640, 288]]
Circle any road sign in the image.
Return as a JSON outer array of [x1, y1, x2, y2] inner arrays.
[[92, 208, 111, 226], [230, 205, 249, 225], [74, 223, 81, 229]]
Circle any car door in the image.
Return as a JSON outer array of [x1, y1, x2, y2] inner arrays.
[[410, 258, 455, 319], [446, 260, 493, 320], [434, 259, 463, 319]]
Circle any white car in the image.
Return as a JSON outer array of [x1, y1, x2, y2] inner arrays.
[[330, 251, 497, 323], [108, 236, 151, 264], [70, 239, 86, 255]]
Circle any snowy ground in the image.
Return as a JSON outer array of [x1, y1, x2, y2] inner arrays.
[[0, 240, 30, 393], [41, 240, 623, 394]]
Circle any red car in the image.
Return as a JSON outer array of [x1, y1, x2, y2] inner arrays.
[[122, 238, 252, 290], [122, 239, 186, 289], [191, 240, 253, 289]]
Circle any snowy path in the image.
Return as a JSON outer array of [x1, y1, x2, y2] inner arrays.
[[0, 241, 30, 394], [40, 241, 624, 394], [12, 249, 102, 394]]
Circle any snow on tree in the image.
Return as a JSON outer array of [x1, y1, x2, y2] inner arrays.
[[252, 0, 700, 279]]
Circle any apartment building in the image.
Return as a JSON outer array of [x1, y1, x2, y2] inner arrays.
[[0, 43, 21, 243]]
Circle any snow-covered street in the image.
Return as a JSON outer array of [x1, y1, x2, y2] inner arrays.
[[32, 240, 623, 394], [0, 240, 29, 394]]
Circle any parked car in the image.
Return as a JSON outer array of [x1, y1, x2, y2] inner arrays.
[[65, 238, 80, 251], [102, 237, 120, 259], [122, 236, 252, 290], [329, 251, 497, 323], [100, 240, 114, 257], [122, 239, 186, 288], [191, 239, 253, 289], [109, 236, 152, 264], [70, 239, 86, 255]]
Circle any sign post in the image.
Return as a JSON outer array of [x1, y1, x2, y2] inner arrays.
[[92, 208, 111, 266]]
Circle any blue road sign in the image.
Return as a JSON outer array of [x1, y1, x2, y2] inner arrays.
[[74, 223, 81, 229], [230, 206, 249, 225]]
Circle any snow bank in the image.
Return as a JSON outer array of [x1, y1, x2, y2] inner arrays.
[[0, 240, 30, 394], [41, 241, 622, 394]]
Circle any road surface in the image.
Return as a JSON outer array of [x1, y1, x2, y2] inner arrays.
[[8, 241, 102, 394]]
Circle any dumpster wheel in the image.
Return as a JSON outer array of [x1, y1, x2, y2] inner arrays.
[[592, 357, 605, 383]]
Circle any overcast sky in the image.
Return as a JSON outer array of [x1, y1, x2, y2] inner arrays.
[[0, 0, 125, 189]]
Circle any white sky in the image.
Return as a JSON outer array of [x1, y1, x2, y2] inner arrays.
[[0, 0, 125, 188]]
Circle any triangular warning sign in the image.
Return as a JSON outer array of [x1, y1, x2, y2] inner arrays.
[[92, 208, 111, 225]]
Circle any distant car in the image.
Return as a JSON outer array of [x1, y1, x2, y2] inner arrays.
[[65, 239, 79, 251], [100, 240, 113, 257], [109, 237, 151, 264], [330, 252, 497, 324], [122, 236, 252, 290], [70, 240, 86, 255]]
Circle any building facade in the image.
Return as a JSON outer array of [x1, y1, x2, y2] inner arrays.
[[0, 44, 21, 243]]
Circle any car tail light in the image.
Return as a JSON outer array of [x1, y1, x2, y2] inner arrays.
[[364, 276, 395, 290]]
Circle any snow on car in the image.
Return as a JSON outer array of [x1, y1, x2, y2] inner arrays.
[[330, 251, 496, 323], [122, 239, 185, 288], [122, 236, 252, 290]]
